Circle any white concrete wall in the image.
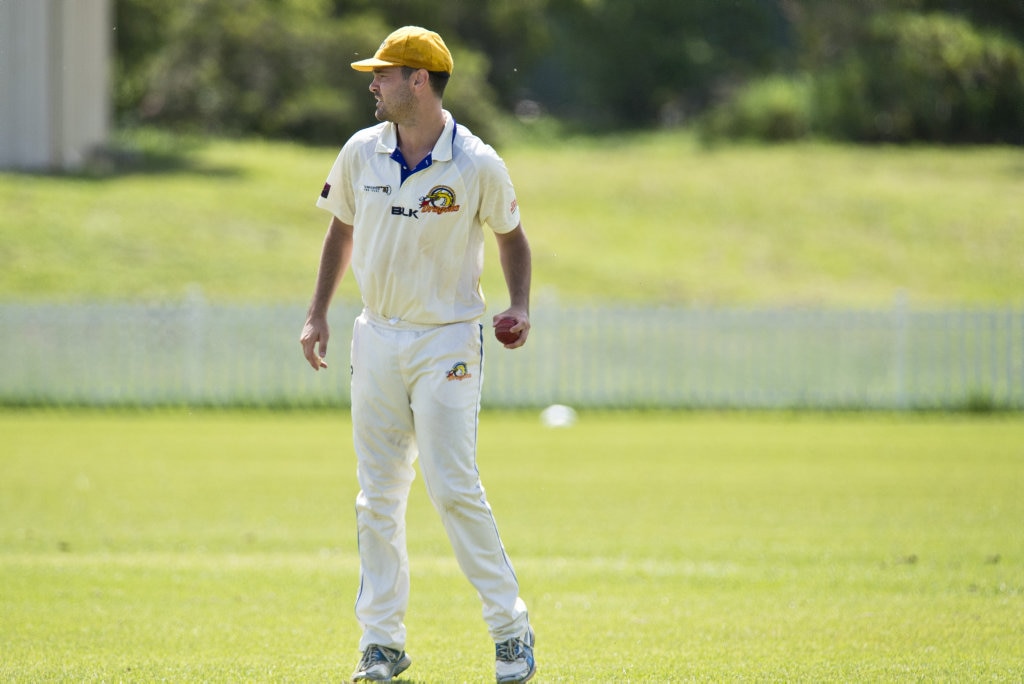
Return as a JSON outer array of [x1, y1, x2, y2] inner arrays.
[[0, 0, 111, 171]]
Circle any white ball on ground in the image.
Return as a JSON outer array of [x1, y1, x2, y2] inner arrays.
[[540, 404, 577, 428]]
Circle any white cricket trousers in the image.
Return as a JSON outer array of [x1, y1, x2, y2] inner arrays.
[[349, 310, 528, 652]]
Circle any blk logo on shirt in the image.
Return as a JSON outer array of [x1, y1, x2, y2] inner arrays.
[[391, 206, 419, 219]]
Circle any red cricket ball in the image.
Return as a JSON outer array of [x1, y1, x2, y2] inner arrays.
[[494, 317, 520, 345]]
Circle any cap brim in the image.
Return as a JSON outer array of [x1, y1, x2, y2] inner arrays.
[[351, 58, 401, 72]]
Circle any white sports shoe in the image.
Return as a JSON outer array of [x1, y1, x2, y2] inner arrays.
[[351, 644, 411, 682], [495, 626, 536, 683]]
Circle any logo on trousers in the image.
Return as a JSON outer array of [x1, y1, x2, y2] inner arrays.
[[446, 362, 472, 381]]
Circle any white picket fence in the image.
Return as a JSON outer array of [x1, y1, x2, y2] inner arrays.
[[1, 300, 1022, 409]]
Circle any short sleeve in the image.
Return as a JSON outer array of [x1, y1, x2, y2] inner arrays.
[[316, 140, 357, 224], [477, 153, 521, 235]]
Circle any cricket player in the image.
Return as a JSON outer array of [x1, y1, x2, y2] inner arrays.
[[299, 26, 536, 684]]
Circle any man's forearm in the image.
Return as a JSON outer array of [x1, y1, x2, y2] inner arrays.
[[497, 225, 532, 312], [308, 218, 354, 317]]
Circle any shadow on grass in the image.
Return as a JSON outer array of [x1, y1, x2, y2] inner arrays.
[[37, 128, 243, 180]]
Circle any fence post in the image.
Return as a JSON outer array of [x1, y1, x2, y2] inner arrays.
[[184, 286, 206, 402], [893, 291, 910, 409]]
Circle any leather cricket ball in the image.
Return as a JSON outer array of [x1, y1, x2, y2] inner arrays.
[[494, 317, 520, 345]]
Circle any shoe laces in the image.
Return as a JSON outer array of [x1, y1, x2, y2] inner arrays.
[[495, 636, 525, 663], [359, 645, 395, 669]]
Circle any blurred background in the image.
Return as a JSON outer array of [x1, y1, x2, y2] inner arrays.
[[1, 0, 1022, 410]]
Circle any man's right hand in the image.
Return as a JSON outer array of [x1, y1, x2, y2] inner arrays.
[[300, 315, 330, 370]]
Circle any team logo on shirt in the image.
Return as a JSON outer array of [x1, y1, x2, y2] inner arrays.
[[446, 361, 473, 381], [419, 186, 461, 215]]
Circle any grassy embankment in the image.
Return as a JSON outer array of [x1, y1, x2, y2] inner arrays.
[[2, 129, 1021, 307]]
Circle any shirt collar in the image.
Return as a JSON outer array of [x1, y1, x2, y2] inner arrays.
[[376, 110, 456, 161]]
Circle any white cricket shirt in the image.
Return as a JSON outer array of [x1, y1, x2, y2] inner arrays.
[[317, 111, 521, 326]]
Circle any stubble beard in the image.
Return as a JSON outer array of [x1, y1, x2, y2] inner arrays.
[[374, 83, 415, 124]]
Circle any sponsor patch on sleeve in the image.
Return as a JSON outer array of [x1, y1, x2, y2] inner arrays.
[[320, 182, 331, 199]]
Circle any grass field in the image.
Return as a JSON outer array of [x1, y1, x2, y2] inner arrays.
[[2, 129, 1022, 307], [2, 410, 1022, 681]]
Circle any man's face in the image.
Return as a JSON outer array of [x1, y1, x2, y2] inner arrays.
[[369, 67, 415, 123]]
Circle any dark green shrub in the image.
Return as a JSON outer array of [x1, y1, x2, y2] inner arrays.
[[813, 12, 1024, 144], [125, 0, 507, 144], [698, 74, 812, 142]]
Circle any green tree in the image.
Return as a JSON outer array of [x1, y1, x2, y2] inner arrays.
[[814, 12, 1024, 143], [115, 0, 507, 143], [112, 0, 1024, 142], [920, 0, 1024, 41], [528, 0, 793, 129], [133, 0, 383, 141], [113, 0, 183, 120]]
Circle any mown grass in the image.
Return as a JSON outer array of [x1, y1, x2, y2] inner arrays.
[[2, 410, 1022, 681], [1, 129, 1021, 307]]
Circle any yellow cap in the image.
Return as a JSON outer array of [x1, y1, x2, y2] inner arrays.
[[351, 26, 453, 74]]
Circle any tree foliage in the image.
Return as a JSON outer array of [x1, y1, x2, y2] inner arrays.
[[114, 0, 508, 142], [813, 12, 1024, 143], [112, 0, 1024, 144]]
